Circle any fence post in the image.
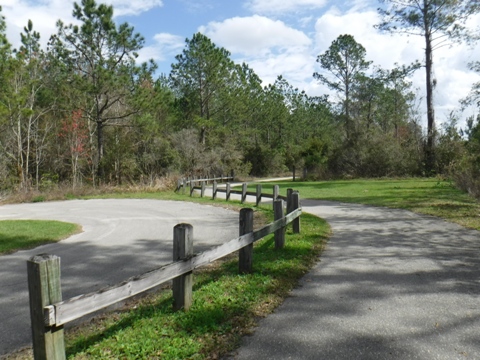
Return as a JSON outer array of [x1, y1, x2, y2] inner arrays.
[[274, 200, 285, 249], [273, 185, 279, 202], [226, 183, 231, 201], [292, 191, 300, 234], [231, 169, 235, 182], [293, 166, 296, 182], [189, 178, 194, 196], [212, 181, 217, 200], [239, 208, 254, 274], [241, 183, 247, 203], [286, 188, 293, 215], [256, 184, 262, 206], [27, 254, 66, 360], [201, 182, 206, 198], [173, 224, 193, 311]]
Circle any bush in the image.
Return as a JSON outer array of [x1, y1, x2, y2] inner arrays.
[[451, 154, 480, 199], [243, 144, 285, 177]]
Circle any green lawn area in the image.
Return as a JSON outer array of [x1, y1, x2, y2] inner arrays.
[[0, 220, 81, 255], [246, 178, 480, 230]]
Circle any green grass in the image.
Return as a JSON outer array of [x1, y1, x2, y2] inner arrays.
[[0, 220, 81, 255], [64, 209, 329, 359], [247, 178, 480, 230]]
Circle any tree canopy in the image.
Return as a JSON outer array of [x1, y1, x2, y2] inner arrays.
[[0, 1, 478, 191]]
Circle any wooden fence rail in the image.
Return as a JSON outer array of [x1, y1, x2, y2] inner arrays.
[[27, 190, 301, 360], [175, 174, 234, 193], [192, 182, 288, 205]]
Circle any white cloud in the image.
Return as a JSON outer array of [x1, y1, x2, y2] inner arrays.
[[137, 32, 184, 64], [314, 9, 424, 67], [2, 0, 163, 50], [2, 1, 73, 49], [198, 15, 314, 89], [247, 51, 316, 88], [245, 0, 328, 14], [199, 15, 311, 56], [311, 7, 480, 127], [106, 0, 164, 17]]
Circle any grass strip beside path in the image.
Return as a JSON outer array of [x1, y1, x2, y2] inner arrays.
[[63, 207, 329, 359], [247, 178, 480, 230], [0, 220, 81, 255]]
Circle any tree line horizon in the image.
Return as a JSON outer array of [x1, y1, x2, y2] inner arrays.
[[1, 0, 480, 198]]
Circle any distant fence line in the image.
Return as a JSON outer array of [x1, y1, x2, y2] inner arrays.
[[175, 173, 235, 193], [177, 175, 291, 207], [27, 187, 301, 360]]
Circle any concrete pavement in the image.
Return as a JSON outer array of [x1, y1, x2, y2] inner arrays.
[[0, 199, 239, 356]]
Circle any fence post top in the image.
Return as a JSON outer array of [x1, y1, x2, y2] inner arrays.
[[28, 254, 59, 263], [240, 208, 254, 214], [174, 223, 193, 230]]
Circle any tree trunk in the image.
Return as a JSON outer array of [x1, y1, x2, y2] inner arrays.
[[96, 120, 104, 179], [424, 29, 435, 174]]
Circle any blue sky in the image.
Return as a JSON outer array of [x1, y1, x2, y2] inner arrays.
[[3, 0, 480, 128]]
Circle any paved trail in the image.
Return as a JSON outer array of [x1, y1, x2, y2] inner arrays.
[[0, 199, 239, 356], [232, 200, 480, 360]]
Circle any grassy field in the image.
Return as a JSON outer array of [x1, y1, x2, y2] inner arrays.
[[0, 220, 81, 255], [246, 178, 480, 230]]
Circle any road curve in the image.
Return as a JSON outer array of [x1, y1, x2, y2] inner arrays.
[[0, 199, 239, 356], [233, 200, 480, 360]]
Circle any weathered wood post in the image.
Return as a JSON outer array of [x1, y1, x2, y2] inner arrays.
[[231, 169, 235, 182], [27, 254, 66, 360], [256, 184, 262, 206], [226, 183, 231, 201], [274, 199, 285, 249], [286, 188, 293, 215], [201, 181, 206, 198], [173, 224, 193, 311], [189, 178, 194, 197], [239, 208, 254, 274], [293, 166, 296, 182], [212, 181, 217, 200], [241, 183, 247, 203], [273, 185, 279, 202], [292, 191, 300, 234]]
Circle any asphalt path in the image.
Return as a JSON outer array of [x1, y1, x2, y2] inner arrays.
[[0, 199, 239, 356], [231, 200, 480, 360]]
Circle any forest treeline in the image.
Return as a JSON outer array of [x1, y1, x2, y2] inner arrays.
[[1, 0, 480, 197]]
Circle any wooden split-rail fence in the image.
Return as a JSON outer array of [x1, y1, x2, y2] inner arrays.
[[177, 176, 291, 207], [175, 174, 234, 193], [27, 186, 301, 360]]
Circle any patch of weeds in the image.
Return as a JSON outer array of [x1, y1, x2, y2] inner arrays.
[[32, 195, 45, 203]]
